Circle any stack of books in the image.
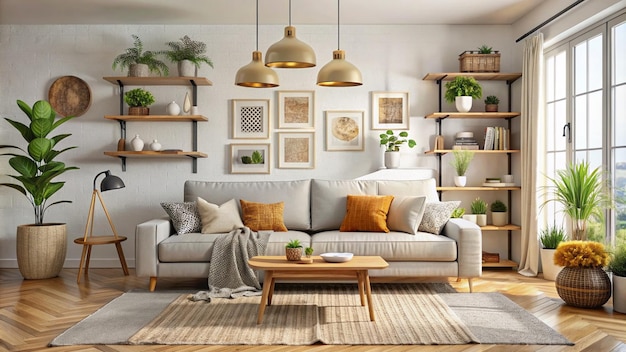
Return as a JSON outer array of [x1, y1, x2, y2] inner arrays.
[[483, 126, 510, 150], [452, 132, 479, 150]]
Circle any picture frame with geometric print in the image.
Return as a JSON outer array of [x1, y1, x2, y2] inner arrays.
[[371, 91, 409, 130], [232, 99, 270, 139], [277, 90, 315, 129]]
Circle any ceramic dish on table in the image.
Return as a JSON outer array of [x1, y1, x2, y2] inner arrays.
[[320, 252, 353, 263]]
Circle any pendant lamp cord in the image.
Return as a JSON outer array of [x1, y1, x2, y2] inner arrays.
[[337, 0, 340, 50], [255, 0, 259, 51], [289, 0, 292, 26]]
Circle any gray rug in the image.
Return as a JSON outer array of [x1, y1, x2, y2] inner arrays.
[[49, 283, 572, 346]]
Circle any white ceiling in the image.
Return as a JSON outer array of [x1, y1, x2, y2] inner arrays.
[[0, 0, 545, 25]]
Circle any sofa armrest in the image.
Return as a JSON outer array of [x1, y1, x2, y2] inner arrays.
[[135, 217, 172, 278], [442, 218, 482, 278]]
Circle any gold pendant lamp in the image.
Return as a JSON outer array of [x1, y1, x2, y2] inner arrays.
[[235, 0, 279, 88], [317, 0, 362, 87], [265, 0, 316, 68]]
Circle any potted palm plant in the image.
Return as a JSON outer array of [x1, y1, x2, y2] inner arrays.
[[379, 130, 416, 169], [539, 225, 567, 281], [609, 244, 626, 313], [112, 34, 169, 77], [451, 150, 474, 187], [0, 100, 78, 279], [164, 35, 214, 77], [444, 76, 482, 112]]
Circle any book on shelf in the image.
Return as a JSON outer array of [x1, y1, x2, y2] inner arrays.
[[452, 145, 480, 150], [483, 126, 510, 150]]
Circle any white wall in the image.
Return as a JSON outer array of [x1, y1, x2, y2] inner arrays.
[[0, 23, 519, 268]]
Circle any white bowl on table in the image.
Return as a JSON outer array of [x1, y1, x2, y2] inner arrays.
[[320, 252, 353, 263]]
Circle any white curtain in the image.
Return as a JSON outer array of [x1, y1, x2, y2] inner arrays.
[[518, 33, 544, 277]]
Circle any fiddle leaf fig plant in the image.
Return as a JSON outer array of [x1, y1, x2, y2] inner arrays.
[[0, 100, 79, 224]]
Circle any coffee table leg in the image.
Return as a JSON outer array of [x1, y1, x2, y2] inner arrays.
[[357, 271, 366, 306], [268, 276, 276, 306], [363, 270, 375, 321], [257, 271, 273, 324]]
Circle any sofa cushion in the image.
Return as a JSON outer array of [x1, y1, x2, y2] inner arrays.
[[311, 231, 457, 261], [184, 180, 311, 231], [158, 231, 311, 262], [311, 179, 377, 231], [197, 198, 244, 234], [387, 196, 427, 235], [240, 200, 288, 232], [160, 202, 201, 235], [340, 195, 394, 232], [418, 201, 461, 235], [377, 179, 440, 203]]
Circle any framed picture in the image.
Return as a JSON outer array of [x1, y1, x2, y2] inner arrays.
[[371, 91, 409, 130], [325, 110, 364, 151], [230, 143, 270, 174], [277, 90, 315, 129], [232, 99, 270, 139], [277, 132, 315, 169]]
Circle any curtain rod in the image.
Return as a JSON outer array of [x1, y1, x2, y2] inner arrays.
[[516, 0, 586, 43]]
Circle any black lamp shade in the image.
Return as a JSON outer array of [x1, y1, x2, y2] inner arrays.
[[94, 170, 125, 192]]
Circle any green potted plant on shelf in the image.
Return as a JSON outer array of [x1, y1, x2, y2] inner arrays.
[[484, 95, 500, 112], [285, 239, 303, 261], [451, 150, 474, 187], [112, 34, 169, 77], [471, 197, 488, 226], [539, 225, 567, 281], [0, 100, 78, 279], [444, 76, 482, 112], [609, 244, 626, 313], [164, 35, 214, 77], [124, 88, 155, 115], [490, 200, 508, 226], [379, 130, 416, 169]]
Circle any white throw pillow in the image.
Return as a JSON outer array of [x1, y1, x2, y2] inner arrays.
[[386, 196, 427, 235], [197, 197, 244, 234]]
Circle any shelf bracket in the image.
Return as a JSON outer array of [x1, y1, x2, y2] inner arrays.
[[118, 120, 126, 140], [118, 156, 127, 172], [190, 79, 198, 106], [116, 80, 125, 115]]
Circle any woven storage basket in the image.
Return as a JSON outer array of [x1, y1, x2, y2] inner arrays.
[[285, 247, 302, 261], [555, 266, 611, 308], [459, 51, 501, 72]]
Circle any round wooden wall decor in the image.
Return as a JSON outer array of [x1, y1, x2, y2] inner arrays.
[[48, 75, 92, 117]]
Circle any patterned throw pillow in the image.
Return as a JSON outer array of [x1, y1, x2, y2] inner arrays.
[[160, 202, 202, 235], [386, 196, 427, 235], [240, 200, 288, 232], [197, 197, 244, 234], [339, 195, 395, 232], [418, 201, 461, 235]]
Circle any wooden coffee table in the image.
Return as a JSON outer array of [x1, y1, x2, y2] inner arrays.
[[248, 255, 388, 324]]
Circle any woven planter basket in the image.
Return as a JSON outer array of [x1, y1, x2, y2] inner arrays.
[[285, 247, 302, 261], [555, 266, 611, 308], [128, 107, 149, 115], [459, 51, 501, 72], [16, 223, 67, 279]]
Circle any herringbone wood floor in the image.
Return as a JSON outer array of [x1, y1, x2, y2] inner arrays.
[[1, 268, 625, 351]]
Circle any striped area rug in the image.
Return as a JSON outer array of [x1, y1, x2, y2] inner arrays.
[[129, 283, 475, 345]]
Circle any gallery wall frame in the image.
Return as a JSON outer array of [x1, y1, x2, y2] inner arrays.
[[371, 91, 409, 130], [277, 90, 315, 129], [230, 143, 270, 174], [277, 132, 315, 169], [232, 99, 270, 139], [325, 110, 364, 151]]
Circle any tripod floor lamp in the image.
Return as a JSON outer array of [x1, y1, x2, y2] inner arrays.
[[74, 170, 129, 283]]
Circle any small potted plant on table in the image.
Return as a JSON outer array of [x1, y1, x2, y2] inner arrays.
[[285, 239, 303, 261], [379, 130, 416, 169], [124, 88, 155, 115]]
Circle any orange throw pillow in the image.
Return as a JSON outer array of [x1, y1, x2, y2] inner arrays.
[[339, 195, 394, 232], [240, 200, 288, 232]]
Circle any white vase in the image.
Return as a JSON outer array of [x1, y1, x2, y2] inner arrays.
[[384, 151, 400, 169], [150, 139, 162, 151], [476, 214, 487, 226], [178, 60, 197, 77], [167, 101, 180, 116], [183, 92, 192, 113], [613, 275, 626, 313], [540, 248, 563, 281], [491, 212, 508, 226], [130, 135, 144, 151], [462, 214, 477, 224], [454, 175, 467, 187], [455, 96, 473, 112]]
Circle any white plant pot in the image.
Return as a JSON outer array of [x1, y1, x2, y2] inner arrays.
[[455, 96, 473, 112], [384, 151, 400, 169], [491, 212, 508, 226], [540, 248, 563, 281], [178, 60, 197, 77], [129, 63, 149, 77], [454, 175, 467, 187], [614, 275, 626, 313], [476, 214, 487, 227], [462, 214, 477, 224]]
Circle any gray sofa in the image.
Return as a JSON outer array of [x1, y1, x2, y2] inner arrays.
[[135, 178, 482, 291]]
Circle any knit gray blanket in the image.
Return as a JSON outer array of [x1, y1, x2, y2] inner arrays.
[[190, 227, 271, 302]]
